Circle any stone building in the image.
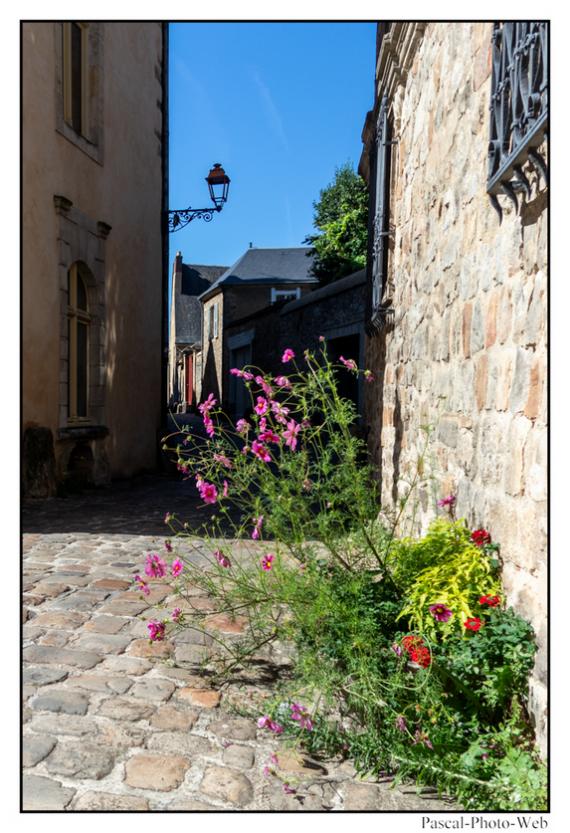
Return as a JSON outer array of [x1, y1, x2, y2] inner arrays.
[[168, 252, 227, 413], [360, 23, 548, 750], [22, 22, 168, 494], [199, 246, 317, 414]]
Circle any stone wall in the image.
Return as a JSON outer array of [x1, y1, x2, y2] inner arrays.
[[363, 22, 547, 752]]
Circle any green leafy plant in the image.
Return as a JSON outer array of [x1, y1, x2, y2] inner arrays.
[[138, 343, 546, 812], [389, 519, 502, 637]]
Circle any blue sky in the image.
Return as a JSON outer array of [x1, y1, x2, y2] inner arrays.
[[168, 22, 376, 270]]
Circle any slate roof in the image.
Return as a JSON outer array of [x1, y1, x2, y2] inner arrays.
[[199, 247, 318, 301], [174, 263, 227, 345]]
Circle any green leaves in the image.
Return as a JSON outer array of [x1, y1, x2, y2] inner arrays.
[[304, 163, 369, 285]]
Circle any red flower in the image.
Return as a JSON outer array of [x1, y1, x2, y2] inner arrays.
[[409, 647, 432, 668], [464, 617, 483, 632], [470, 529, 491, 547], [479, 595, 500, 607], [401, 635, 423, 652]]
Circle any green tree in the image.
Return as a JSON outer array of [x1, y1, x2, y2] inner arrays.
[[304, 163, 369, 285]]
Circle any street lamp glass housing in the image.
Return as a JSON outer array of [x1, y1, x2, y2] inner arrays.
[[206, 163, 230, 208]]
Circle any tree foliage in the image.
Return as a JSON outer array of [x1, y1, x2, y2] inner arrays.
[[304, 162, 369, 285]]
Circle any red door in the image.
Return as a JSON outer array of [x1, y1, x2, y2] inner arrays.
[[185, 354, 193, 407]]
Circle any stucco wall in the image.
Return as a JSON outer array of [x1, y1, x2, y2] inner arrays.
[[23, 22, 165, 483], [363, 22, 547, 751]]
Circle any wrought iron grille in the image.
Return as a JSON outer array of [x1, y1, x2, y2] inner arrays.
[[487, 22, 549, 222], [366, 95, 393, 335]]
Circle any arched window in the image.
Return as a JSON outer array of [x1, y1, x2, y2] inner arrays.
[[67, 263, 91, 420]]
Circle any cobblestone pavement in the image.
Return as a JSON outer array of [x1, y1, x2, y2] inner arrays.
[[22, 475, 454, 812]]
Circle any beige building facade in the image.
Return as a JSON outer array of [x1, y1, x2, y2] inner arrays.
[[22, 22, 168, 494], [360, 23, 548, 751]]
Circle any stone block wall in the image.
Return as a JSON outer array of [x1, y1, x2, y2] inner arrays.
[[363, 22, 547, 752]]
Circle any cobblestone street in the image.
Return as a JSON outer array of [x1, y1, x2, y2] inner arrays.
[[22, 475, 453, 812]]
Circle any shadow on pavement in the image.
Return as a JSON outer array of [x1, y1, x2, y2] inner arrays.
[[22, 474, 220, 537]]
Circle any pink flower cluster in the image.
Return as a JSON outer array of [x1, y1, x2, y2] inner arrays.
[[290, 702, 313, 731], [257, 715, 283, 733], [147, 620, 165, 642], [145, 553, 167, 578], [198, 393, 217, 438], [133, 574, 151, 596], [251, 515, 264, 540], [281, 348, 295, 363], [230, 368, 254, 381], [214, 549, 231, 568]]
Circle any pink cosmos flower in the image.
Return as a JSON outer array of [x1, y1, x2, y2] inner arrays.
[[214, 549, 231, 568], [236, 418, 250, 434], [241, 445, 250, 455], [144, 553, 167, 579], [203, 416, 215, 438], [274, 375, 291, 389], [281, 348, 295, 363], [257, 717, 284, 735], [254, 397, 269, 416], [198, 481, 218, 504], [171, 607, 182, 623], [259, 429, 281, 444], [261, 553, 275, 571], [213, 453, 233, 469], [198, 392, 217, 415], [251, 515, 264, 540], [437, 495, 456, 508], [171, 559, 184, 577], [133, 574, 151, 596], [258, 416, 267, 433], [147, 620, 166, 642], [255, 375, 274, 399], [270, 401, 290, 425], [223, 479, 229, 498], [429, 603, 453, 623], [251, 440, 271, 462], [283, 419, 301, 451], [230, 368, 254, 381], [290, 702, 313, 731], [339, 355, 358, 371], [164, 539, 173, 553]]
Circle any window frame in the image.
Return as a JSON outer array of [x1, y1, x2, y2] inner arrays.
[[63, 22, 89, 139], [67, 263, 91, 423], [270, 287, 301, 304], [366, 94, 393, 335]]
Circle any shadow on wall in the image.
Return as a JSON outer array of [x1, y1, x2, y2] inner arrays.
[[392, 386, 404, 507], [201, 341, 221, 405]]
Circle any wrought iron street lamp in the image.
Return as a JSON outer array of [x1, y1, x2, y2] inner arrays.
[[167, 163, 231, 233]]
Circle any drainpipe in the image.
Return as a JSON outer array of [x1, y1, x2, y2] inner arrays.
[[159, 22, 170, 450]]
